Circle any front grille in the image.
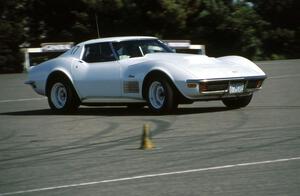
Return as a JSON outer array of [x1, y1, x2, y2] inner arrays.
[[200, 81, 229, 91], [199, 79, 264, 93]]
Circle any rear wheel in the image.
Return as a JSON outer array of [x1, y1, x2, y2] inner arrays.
[[146, 77, 177, 113], [47, 78, 79, 113], [222, 94, 252, 109]]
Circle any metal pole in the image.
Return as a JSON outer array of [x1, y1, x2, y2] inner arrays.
[[95, 13, 100, 38]]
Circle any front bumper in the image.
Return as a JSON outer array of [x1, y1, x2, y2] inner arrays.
[[186, 75, 267, 99]]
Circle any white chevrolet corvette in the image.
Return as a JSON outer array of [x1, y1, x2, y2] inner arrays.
[[25, 36, 266, 113]]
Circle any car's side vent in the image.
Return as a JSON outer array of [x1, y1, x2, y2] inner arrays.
[[123, 81, 139, 93]]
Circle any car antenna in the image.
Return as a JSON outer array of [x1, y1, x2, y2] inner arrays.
[[95, 13, 100, 38]]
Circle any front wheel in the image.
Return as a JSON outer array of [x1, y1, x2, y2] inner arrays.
[[47, 78, 79, 113], [146, 77, 177, 113], [222, 94, 253, 109]]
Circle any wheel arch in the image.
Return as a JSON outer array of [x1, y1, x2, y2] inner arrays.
[[45, 70, 80, 99], [142, 70, 192, 104]]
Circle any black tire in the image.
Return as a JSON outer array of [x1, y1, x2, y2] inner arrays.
[[222, 94, 253, 109], [47, 77, 80, 113], [146, 77, 177, 113]]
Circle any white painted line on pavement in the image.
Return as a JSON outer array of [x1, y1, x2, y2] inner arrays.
[[0, 156, 299, 196], [0, 98, 46, 103]]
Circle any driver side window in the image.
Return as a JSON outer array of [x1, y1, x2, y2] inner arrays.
[[83, 43, 116, 63], [112, 41, 143, 59]]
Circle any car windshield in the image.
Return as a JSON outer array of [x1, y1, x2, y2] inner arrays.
[[112, 39, 174, 60]]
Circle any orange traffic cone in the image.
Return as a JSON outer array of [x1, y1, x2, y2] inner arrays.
[[140, 124, 155, 150]]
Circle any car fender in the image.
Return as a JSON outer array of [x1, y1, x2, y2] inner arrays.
[[44, 58, 82, 98], [140, 62, 198, 100]]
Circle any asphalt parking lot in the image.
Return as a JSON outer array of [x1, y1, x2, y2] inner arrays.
[[0, 59, 300, 196]]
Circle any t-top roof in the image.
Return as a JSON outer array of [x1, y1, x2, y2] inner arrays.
[[79, 36, 157, 45]]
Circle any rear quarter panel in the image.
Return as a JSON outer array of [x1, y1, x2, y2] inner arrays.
[[28, 57, 75, 96]]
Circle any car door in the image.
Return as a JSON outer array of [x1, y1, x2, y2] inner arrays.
[[72, 42, 121, 98]]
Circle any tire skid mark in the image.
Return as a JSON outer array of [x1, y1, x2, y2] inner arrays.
[[189, 110, 286, 148], [58, 117, 178, 174], [51, 118, 176, 157], [197, 135, 300, 162], [149, 127, 300, 173], [0, 117, 103, 153], [0, 129, 16, 142], [0, 116, 177, 170], [0, 119, 150, 169], [149, 118, 175, 137], [154, 122, 300, 168], [153, 124, 300, 140], [146, 110, 250, 171], [0, 121, 119, 169], [0, 142, 30, 153], [165, 110, 249, 148], [11, 118, 176, 169]]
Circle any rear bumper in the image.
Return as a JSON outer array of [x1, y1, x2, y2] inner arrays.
[[24, 80, 37, 89], [24, 80, 45, 96]]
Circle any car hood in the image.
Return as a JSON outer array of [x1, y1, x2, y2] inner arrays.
[[145, 53, 265, 79]]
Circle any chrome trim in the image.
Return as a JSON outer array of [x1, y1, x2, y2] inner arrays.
[[188, 76, 266, 96], [201, 90, 228, 95], [245, 87, 262, 92], [186, 75, 267, 83], [82, 98, 146, 103]]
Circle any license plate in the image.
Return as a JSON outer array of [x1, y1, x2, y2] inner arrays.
[[229, 82, 244, 94]]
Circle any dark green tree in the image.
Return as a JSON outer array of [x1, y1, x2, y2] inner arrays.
[[0, 0, 26, 73], [25, 0, 94, 46], [182, 0, 267, 59], [249, 0, 300, 59], [1, 0, 299, 73]]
